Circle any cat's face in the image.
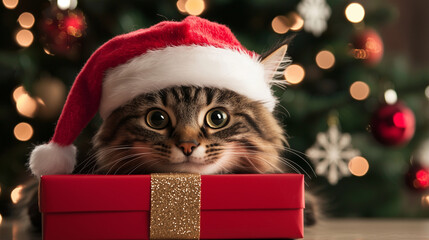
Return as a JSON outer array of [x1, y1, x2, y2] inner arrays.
[[92, 86, 286, 175]]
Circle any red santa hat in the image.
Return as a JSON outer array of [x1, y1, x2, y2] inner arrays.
[[29, 16, 281, 177]]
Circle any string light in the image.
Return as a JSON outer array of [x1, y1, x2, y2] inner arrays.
[[345, 3, 365, 23], [284, 64, 305, 84], [15, 29, 34, 47], [350, 81, 370, 100], [0, 214, 2, 225], [176, 0, 187, 13], [16, 93, 37, 117], [185, 0, 205, 16], [348, 156, 369, 176], [384, 89, 397, 105], [18, 12, 35, 29], [315, 50, 335, 69], [14, 122, 34, 141], [2, 0, 18, 9], [271, 16, 289, 34], [11, 185, 23, 204]]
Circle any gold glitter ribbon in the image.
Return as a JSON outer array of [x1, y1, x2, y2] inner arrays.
[[150, 173, 201, 240]]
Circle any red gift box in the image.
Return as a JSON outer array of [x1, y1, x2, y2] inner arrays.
[[39, 174, 304, 239]]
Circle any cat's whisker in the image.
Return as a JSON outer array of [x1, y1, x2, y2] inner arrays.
[[225, 150, 311, 182], [273, 102, 291, 119], [223, 144, 316, 178], [242, 156, 264, 174], [235, 149, 312, 179], [252, 155, 309, 186], [114, 156, 156, 175], [102, 152, 153, 174], [282, 147, 317, 177], [79, 146, 133, 172], [108, 157, 145, 175], [127, 161, 148, 175]]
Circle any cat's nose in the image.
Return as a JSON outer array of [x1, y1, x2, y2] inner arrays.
[[177, 140, 199, 156]]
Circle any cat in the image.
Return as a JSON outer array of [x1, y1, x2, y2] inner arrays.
[[27, 40, 318, 229]]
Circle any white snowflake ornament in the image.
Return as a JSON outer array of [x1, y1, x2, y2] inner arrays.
[[306, 124, 360, 185], [297, 0, 331, 37]]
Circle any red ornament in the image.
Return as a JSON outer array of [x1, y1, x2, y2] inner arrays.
[[352, 29, 384, 65], [370, 102, 415, 146], [40, 6, 86, 57], [405, 163, 429, 191]]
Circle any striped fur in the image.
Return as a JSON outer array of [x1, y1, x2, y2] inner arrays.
[[92, 86, 286, 175]]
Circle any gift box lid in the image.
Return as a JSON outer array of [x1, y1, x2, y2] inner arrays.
[[40, 174, 304, 213]]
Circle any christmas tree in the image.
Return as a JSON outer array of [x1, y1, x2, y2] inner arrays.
[[0, 0, 428, 221]]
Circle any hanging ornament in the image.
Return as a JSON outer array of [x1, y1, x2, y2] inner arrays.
[[351, 29, 384, 65], [297, 0, 331, 37], [40, 5, 86, 57], [306, 114, 361, 185], [370, 102, 415, 146], [405, 162, 429, 191]]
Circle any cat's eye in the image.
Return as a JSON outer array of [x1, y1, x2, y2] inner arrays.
[[205, 108, 229, 129], [146, 109, 169, 129]]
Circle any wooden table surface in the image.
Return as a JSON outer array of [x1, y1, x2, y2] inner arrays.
[[1, 218, 428, 239]]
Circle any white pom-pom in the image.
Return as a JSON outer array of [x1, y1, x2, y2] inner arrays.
[[29, 142, 77, 178]]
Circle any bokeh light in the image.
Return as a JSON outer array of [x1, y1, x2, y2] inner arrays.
[[176, 0, 186, 13], [284, 64, 305, 84], [185, 0, 205, 16], [18, 12, 35, 29], [34, 76, 67, 118], [57, 0, 77, 10], [425, 86, 429, 99], [393, 112, 407, 128], [36, 97, 46, 106], [0, 184, 2, 196], [345, 3, 365, 23], [11, 185, 23, 204], [315, 50, 335, 69], [14, 122, 34, 141], [16, 93, 38, 117], [384, 89, 398, 105], [44, 48, 54, 56], [422, 194, 429, 207], [271, 16, 289, 34], [350, 81, 370, 100], [15, 29, 34, 47], [348, 156, 369, 177], [2, 0, 18, 9], [289, 12, 304, 31], [415, 169, 429, 189], [12, 85, 26, 102], [0, 214, 2, 225]]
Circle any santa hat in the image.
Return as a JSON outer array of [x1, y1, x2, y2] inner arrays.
[[29, 16, 282, 177]]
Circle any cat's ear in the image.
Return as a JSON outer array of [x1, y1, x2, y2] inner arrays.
[[260, 44, 289, 82]]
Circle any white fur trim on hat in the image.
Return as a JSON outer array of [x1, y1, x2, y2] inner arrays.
[[100, 45, 275, 119], [29, 142, 77, 178]]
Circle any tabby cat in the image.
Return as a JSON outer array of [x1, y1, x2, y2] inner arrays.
[[90, 85, 317, 225], [28, 42, 317, 228]]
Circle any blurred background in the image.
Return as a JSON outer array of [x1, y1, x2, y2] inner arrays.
[[0, 0, 429, 224]]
